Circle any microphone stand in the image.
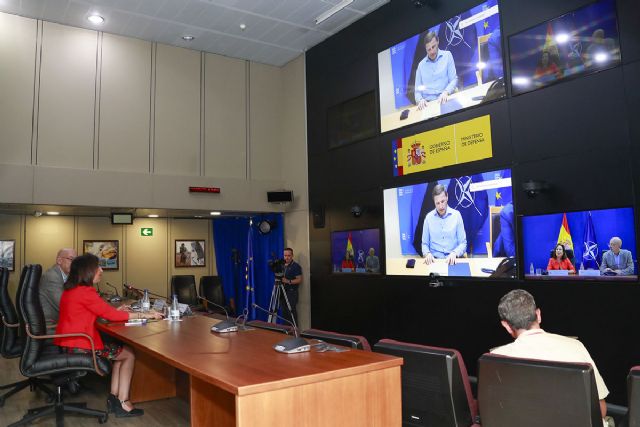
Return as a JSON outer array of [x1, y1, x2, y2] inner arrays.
[[102, 282, 122, 302], [199, 296, 239, 333], [252, 303, 310, 353]]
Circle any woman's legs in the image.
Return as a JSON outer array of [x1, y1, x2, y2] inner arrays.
[[113, 345, 137, 411], [110, 360, 121, 396]]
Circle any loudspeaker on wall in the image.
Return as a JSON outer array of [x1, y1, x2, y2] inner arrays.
[[312, 206, 325, 228]]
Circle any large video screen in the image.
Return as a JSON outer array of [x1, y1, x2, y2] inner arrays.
[[521, 207, 636, 280], [510, 0, 620, 95], [331, 228, 381, 273], [377, 0, 504, 133], [384, 168, 514, 277]]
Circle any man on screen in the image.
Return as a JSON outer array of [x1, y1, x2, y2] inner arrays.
[[414, 32, 458, 109], [421, 184, 466, 265], [600, 236, 634, 275]]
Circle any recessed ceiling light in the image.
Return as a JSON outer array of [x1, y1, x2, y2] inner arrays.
[[182, 35, 195, 41], [210, 212, 221, 216], [148, 214, 159, 218], [46, 211, 60, 215], [239, 23, 247, 31], [87, 14, 104, 25]]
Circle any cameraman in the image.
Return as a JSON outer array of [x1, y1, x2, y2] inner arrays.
[[281, 248, 302, 325]]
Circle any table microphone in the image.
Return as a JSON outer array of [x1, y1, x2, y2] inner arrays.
[[198, 296, 238, 333], [123, 284, 167, 300], [103, 282, 122, 302], [252, 303, 310, 354]]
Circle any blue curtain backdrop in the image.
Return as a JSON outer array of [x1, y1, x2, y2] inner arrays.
[[212, 214, 284, 320]]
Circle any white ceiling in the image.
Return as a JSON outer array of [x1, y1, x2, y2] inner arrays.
[[0, 0, 389, 66]]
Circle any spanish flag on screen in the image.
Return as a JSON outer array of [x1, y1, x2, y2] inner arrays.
[[557, 213, 574, 250], [346, 233, 354, 257]]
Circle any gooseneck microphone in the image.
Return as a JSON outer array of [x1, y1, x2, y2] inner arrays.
[[199, 296, 238, 333], [123, 284, 167, 300], [252, 303, 310, 354], [102, 282, 122, 303]]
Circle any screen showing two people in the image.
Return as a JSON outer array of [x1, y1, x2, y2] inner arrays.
[[331, 229, 381, 274], [522, 207, 636, 280], [378, 0, 505, 133], [384, 168, 514, 278], [510, 0, 620, 95]]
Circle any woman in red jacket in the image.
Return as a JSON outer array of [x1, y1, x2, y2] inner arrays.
[[546, 243, 576, 273], [55, 254, 162, 417]]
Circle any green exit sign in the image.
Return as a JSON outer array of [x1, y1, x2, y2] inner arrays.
[[140, 228, 153, 236]]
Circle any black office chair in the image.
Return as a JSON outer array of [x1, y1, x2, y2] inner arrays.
[[170, 275, 200, 307], [628, 366, 640, 427], [9, 264, 110, 426], [199, 276, 233, 315], [0, 266, 53, 406], [374, 339, 479, 427], [246, 320, 294, 335], [478, 353, 602, 427], [301, 328, 371, 350]]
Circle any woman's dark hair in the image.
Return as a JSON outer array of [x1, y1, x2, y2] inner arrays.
[[554, 244, 567, 260], [64, 254, 100, 290]]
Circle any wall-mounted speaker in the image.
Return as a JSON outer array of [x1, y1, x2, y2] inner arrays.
[[312, 206, 325, 228], [267, 191, 293, 203]]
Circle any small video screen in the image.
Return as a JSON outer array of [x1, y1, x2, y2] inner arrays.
[[521, 207, 636, 280], [331, 228, 381, 274], [509, 0, 620, 95]]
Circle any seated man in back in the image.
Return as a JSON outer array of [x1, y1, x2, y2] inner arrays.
[[39, 248, 77, 327], [491, 289, 610, 425]]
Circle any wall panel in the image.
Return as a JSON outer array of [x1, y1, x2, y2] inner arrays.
[[0, 13, 36, 165], [249, 63, 282, 181], [24, 216, 75, 274], [204, 53, 246, 179], [169, 218, 215, 288], [99, 33, 151, 173], [125, 218, 168, 298], [38, 22, 96, 169], [154, 44, 200, 176]]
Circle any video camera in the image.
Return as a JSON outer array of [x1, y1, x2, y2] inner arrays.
[[268, 257, 285, 278]]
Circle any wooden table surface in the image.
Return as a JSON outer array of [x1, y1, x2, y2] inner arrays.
[[98, 315, 402, 397]]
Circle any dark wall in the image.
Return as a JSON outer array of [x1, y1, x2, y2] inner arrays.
[[306, 0, 640, 404]]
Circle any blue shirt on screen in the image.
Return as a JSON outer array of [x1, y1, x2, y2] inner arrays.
[[421, 207, 467, 258], [414, 50, 458, 102]]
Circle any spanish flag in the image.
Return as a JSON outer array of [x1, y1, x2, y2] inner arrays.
[[346, 233, 354, 257], [556, 213, 574, 250]]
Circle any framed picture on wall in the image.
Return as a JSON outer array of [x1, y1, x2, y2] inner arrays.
[[0, 240, 15, 271], [175, 240, 206, 267], [83, 240, 119, 270]]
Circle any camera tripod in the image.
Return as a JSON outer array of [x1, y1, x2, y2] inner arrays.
[[267, 277, 298, 329]]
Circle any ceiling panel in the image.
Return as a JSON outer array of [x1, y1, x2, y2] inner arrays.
[[0, 0, 389, 66]]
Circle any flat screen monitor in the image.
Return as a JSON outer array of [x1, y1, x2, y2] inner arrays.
[[509, 0, 620, 95], [327, 91, 377, 148], [331, 228, 381, 274], [521, 207, 636, 280], [383, 168, 514, 278], [377, 0, 505, 133]]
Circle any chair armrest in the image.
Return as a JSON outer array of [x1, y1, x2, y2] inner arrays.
[[25, 324, 107, 376], [1, 314, 20, 328]]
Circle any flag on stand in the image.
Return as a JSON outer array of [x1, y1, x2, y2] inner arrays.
[[244, 220, 256, 319], [582, 212, 599, 269], [556, 213, 574, 250], [346, 233, 354, 257]]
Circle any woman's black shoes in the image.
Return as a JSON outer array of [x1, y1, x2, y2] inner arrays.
[[108, 396, 144, 418]]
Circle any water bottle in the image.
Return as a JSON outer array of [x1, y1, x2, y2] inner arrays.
[[170, 294, 180, 320], [529, 262, 535, 275], [142, 289, 150, 312]]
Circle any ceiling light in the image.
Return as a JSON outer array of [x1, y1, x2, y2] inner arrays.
[[46, 211, 60, 215], [182, 35, 195, 41], [258, 220, 276, 235], [315, 0, 354, 25], [87, 14, 104, 25], [148, 214, 159, 218], [239, 23, 246, 31], [210, 212, 221, 216]]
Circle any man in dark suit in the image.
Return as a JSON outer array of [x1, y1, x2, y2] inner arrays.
[[39, 248, 77, 327], [600, 236, 634, 275]]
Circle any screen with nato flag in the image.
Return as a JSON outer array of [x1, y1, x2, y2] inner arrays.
[[331, 229, 381, 274], [509, 0, 620, 95], [377, 0, 505, 133], [383, 168, 514, 278], [521, 207, 636, 280]]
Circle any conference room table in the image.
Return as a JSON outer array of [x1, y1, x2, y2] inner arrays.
[[98, 315, 402, 427]]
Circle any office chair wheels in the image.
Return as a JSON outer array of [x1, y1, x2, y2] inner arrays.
[[98, 413, 108, 424]]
